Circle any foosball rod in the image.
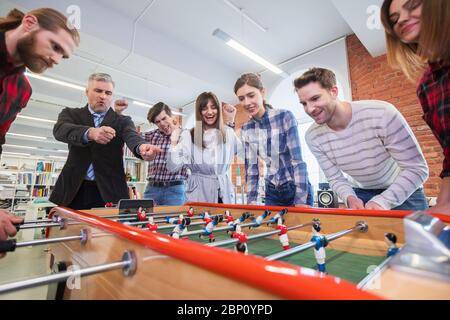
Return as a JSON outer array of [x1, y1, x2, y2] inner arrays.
[[265, 221, 369, 261], [0, 251, 136, 295], [182, 219, 273, 237], [0, 229, 91, 253], [119, 215, 205, 227], [208, 220, 318, 248], [19, 210, 188, 225]]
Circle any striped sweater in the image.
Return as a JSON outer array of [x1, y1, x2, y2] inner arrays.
[[305, 100, 429, 209]]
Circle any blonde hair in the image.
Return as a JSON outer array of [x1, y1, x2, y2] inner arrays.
[[0, 8, 80, 45], [190, 92, 226, 149], [381, 0, 450, 81]]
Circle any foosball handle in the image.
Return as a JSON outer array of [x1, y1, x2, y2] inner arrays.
[[0, 240, 17, 253], [14, 223, 23, 232]]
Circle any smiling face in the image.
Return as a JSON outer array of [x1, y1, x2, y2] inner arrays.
[[297, 82, 339, 125], [236, 84, 266, 118], [389, 0, 423, 44], [153, 110, 176, 136], [200, 99, 219, 130]]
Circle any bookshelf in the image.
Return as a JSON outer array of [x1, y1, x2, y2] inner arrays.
[[124, 147, 148, 200], [0, 156, 66, 213]]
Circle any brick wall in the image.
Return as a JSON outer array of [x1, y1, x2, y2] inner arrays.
[[346, 34, 443, 197]]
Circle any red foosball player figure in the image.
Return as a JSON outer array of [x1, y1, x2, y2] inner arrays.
[[233, 225, 248, 255], [276, 217, 289, 250], [146, 216, 158, 233], [105, 202, 114, 208], [224, 210, 235, 224], [187, 207, 194, 217], [136, 207, 148, 222]]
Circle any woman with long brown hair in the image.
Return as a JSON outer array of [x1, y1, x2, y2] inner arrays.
[[381, 0, 450, 207], [167, 92, 241, 203]]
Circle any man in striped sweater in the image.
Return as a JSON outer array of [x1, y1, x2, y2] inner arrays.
[[294, 68, 429, 211]]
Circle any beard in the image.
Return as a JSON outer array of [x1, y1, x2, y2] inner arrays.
[[16, 32, 51, 74]]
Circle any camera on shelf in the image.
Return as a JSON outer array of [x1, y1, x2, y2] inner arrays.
[[317, 183, 337, 208]]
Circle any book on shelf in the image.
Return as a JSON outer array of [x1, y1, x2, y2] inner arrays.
[[32, 186, 49, 198], [36, 161, 53, 173]]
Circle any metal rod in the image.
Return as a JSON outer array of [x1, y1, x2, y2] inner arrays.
[[0, 251, 136, 295], [16, 235, 82, 249], [265, 222, 368, 261], [149, 221, 206, 231], [183, 220, 272, 237], [357, 255, 395, 290], [98, 210, 186, 220], [117, 215, 204, 226], [208, 222, 314, 248]]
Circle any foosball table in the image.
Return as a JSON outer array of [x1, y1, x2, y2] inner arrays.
[[1, 203, 449, 300]]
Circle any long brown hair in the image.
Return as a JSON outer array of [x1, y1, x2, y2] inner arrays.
[[190, 92, 226, 149], [0, 8, 80, 45], [381, 0, 450, 81], [234, 73, 273, 110]]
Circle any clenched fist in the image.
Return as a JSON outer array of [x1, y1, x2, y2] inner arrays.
[[114, 99, 129, 115], [139, 144, 162, 161], [87, 126, 116, 145], [222, 103, 237, 124]]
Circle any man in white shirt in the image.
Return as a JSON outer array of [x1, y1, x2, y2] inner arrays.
[[294, 68, 429, 211]]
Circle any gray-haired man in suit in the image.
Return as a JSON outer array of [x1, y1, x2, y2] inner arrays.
[[50, 73, 161, 210]]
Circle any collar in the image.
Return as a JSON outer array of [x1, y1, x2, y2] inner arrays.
[[87, 105, 108, 116], [0, 31, 26, 77]]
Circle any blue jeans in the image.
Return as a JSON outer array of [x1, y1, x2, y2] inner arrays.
[[354, 188, 428, 211], [143, 184, 186, 206], [265, 181, 314, 207]]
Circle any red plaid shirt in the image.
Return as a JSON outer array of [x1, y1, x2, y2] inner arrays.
[[144, 129, 188, 182], [0, 31, 32, 152], [417, 63, 450, 178]]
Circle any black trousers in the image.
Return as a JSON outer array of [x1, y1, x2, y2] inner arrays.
[[68, 180, 105, 210]]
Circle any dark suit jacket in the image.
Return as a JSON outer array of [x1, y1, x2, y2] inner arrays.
[[50, 105, 144, 206]]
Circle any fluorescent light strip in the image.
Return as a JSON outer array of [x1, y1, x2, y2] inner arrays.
[[213, 29, 287, 77], [17, 115, 56, 124], [3, 144, 38, 150], [6, 133, 47, 140], [2, 152, 31, 156], [48, 156, 67, 160], [25, 72, 85, 91]]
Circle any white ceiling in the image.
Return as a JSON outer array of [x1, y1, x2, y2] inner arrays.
[[1, 0, 386, 159]]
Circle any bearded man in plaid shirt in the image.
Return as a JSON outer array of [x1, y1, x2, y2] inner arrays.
[[0, 7, 79, 252], [144, 102, 188, 205]]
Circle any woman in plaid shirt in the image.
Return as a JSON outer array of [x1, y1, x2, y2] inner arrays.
[[381, 0, 450, 207], [234, 73, 313, 207]]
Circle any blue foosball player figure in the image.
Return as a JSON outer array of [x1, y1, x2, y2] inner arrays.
[[228, 212, 253, 235], [268, 209, 288, 225], [311, 222, 328, 273], [171, 217, 191, 240], [251, 210, 271, 229], [384, 233, 399, 257], [200, 215, 223, 242]]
